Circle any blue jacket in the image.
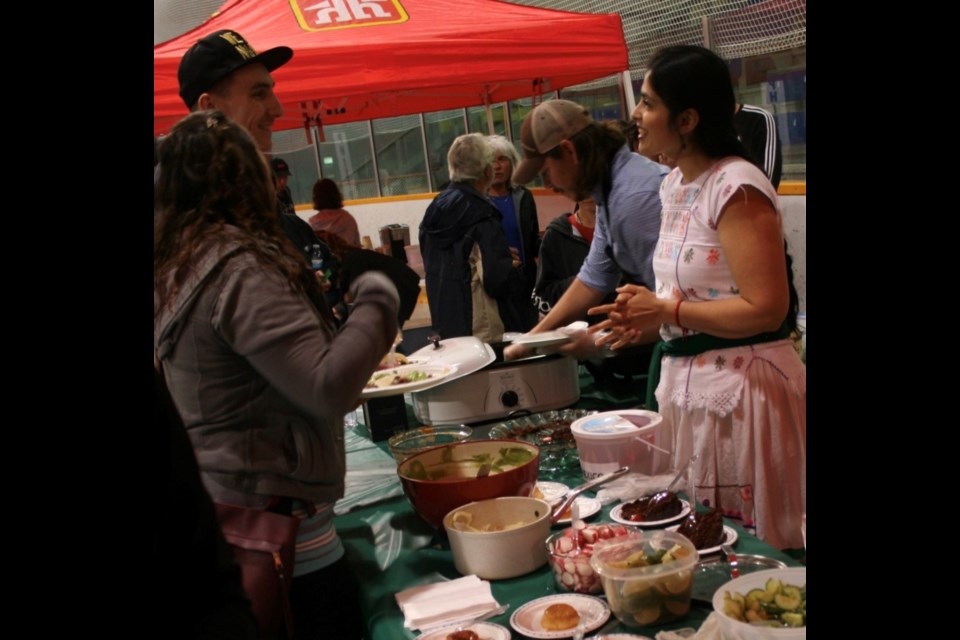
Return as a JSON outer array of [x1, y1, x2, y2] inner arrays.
[[419, 182, 519, 340]]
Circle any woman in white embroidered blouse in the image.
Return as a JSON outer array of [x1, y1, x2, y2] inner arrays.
[[588, 45, 805, 550]]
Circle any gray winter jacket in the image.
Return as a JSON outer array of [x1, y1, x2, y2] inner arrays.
[[155, 226, 398, 506]]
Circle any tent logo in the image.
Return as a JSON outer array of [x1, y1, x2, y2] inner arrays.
[[292, 0, 409, 31]]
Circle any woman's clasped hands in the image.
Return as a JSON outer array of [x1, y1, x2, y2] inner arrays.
[[587, 284, 665, 350]]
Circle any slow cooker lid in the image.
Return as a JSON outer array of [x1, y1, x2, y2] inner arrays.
[[408, 336, 495, 384]]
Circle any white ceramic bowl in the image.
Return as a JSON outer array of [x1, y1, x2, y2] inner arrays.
[[443, 496, 552, 580], [711, 567, 806, 639]]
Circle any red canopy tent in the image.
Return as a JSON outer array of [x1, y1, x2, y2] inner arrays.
[[154, 0, 628, 136]]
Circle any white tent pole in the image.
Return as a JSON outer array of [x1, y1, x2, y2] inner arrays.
[[310, 123, 324, 179], [368, 120, 382, 198], [419, 112, 433, 192], [621, 70, 636, 116]]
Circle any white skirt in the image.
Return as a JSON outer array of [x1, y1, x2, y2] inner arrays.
[[656, 340, 806, 550]]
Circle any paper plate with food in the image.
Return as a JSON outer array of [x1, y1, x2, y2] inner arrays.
[[666, 523, 738, 555], [551, 497, 602, 525], [362, 363, 457, 398], [533, 481, 570, 505], [509, 594, 610, 639], [609, 492, 691, 527], [376, 351, 423, 369]]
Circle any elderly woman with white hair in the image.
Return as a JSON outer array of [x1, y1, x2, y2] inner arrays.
[[419, 133, 522, 342], [486, 134, 541, 332]]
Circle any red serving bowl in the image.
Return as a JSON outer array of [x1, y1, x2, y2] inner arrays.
[[397, 439, 540, 528]]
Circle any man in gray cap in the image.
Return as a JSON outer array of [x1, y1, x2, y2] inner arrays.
[[177, 29, 318, 259], [506, 99, 667, 361]]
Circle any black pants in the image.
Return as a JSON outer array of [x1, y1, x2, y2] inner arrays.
[[288, 555, 366, 640]]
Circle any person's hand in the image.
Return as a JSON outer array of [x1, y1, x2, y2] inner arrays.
[[316, 271, 332, 292], [587, 284, 663, 349], [503, 342, 533, 361], [539, 327, 601, 359], [509, 246, 522, 268]]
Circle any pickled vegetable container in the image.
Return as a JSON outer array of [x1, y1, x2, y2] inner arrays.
[[589, 530, 698, 628]]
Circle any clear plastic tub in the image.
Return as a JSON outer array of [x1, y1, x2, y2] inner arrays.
[[589, 530, 699, 628]]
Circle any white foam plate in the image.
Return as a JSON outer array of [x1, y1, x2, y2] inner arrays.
[[508, 330, 573, 348], [553, 497, 602, 524], [509, 594, 610, 639], [361, 364, 457, 398], [609, 498, 691, 527], [535, 481, 570, 505]]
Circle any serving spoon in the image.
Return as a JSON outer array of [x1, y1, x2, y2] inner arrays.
[[550, 466, 630, 524]]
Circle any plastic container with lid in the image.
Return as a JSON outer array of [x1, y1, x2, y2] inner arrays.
[[570, 410, 672, 480], [590, 530, 698, 628]]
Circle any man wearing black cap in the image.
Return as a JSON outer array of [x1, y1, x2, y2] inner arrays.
[[178, 30, 291, 153], [178, 29, 319, 260], [505, 100, 667, 363]]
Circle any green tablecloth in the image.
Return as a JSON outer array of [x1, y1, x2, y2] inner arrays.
[[334, 420, 801, 639]]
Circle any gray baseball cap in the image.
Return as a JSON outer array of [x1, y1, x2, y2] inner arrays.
[[512, 100, 592, 185]]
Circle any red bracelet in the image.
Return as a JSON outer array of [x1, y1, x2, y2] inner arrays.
[[674, 299, 684, 329]]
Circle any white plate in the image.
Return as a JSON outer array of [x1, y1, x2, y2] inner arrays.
[[609, 498, 691, 527], [417, 621, 511, 640], [510, 594, 610, 639], [587, 635, 654, 640], [535, 481, 570, 505], [361, 364, 457, 398], [507, 329, 573, 348], [665, 524, 738, 555], [553, 497, 602, 524]]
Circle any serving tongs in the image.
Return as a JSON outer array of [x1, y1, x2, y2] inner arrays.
[[550, 466, 630, 524]]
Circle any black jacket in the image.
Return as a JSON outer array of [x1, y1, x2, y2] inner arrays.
[[419, 182, 519, 340], [532, 213, 614, 322], [339, 250, 421, 328]]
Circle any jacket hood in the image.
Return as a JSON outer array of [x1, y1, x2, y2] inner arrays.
[[546, 212, 589, 244], [155, 227, 246, 360], [419, 182, 500, 248]]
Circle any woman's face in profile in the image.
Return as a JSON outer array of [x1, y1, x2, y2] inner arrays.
[[633, 72, 677, 160]]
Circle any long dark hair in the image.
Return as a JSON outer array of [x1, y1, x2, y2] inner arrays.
[[154, 110, 329, 323], [648, 45, 799, 334], [646, 45, 749, 162]]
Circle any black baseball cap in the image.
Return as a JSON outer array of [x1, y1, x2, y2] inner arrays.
[[178, 29, 293, 109], [270, 157, 291, 177]]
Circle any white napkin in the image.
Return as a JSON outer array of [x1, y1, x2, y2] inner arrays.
[[395, 575, 500, 631], [594, 471, 682, 505]]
